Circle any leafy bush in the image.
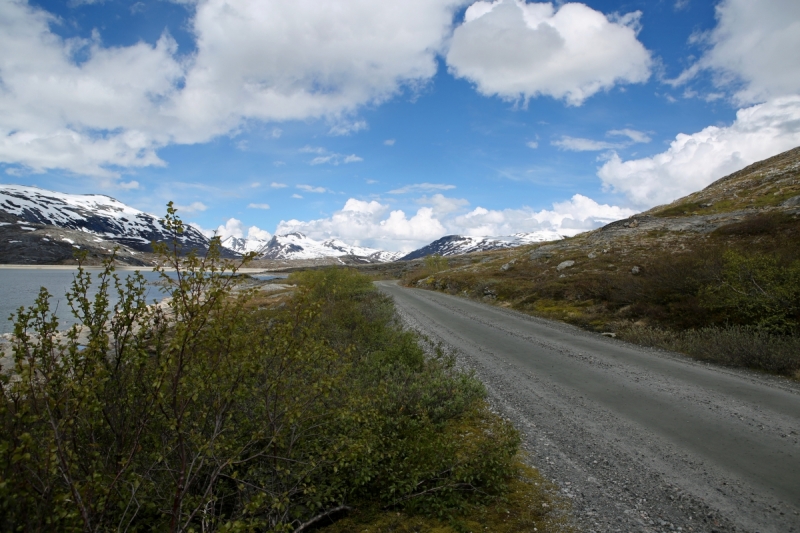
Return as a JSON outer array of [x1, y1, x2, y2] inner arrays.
[[701, 250, 800, 334], [0, 207, 525, 532]]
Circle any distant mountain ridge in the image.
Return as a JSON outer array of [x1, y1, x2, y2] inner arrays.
[[399, 230, 566, 260], [231, 232, 402, 263], [1, 183, 590, 265], [0, 184, 210, 253]]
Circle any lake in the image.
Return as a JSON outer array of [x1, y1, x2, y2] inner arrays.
[[0, 268, 281, 335]]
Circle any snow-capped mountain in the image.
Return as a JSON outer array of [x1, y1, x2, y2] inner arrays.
[[254, 232, 401, 262], [219, 235, 271, 255], [0, 184, 210, 253], [400, 230, 564, 260]]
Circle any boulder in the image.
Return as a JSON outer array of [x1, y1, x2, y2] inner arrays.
[[556, 260, 575, 271], [781, 195, 800, 207]]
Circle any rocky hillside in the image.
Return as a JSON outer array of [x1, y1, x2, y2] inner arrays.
[[401, 146, 800, 369]]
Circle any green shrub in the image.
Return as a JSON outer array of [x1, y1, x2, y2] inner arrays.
[[0, 207, 524, 532], [618, 325, 800, 377], [701, 250, 800, 334]]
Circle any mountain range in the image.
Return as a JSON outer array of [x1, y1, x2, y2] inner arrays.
[[1, 184, 574, 265]]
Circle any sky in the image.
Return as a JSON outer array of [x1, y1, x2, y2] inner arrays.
[[1, 0, 799, 253]]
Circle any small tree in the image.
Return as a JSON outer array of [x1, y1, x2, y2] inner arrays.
[[424, 254, 449, 274]]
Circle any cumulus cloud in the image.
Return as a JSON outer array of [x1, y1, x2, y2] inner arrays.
[[0, 0, 181, 177], [0, 0, 464, 177], [171, 0, 464, 140], [247, 203, 270, 209], [526, 140, 538, 149], [446, 0, 651, 105], [216, 217, 272, 241], [389, 183, 457, 194], [598, 95, 800, 208], [275, 194, 634, 252], [383, 139, 396, 146], [270, 182, 288, 188], [674, 0, 800, 103]]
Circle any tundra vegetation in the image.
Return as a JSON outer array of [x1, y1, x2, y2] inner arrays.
[[404, 210, 800, 378], [0, 206, 565, 532]]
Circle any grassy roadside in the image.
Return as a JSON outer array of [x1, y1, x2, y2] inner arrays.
[[400, 212, 800, 379]]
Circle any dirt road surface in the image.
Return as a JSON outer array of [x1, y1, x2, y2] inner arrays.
[[377, 281, 800, 533]]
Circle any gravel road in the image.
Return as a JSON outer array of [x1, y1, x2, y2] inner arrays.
[[376, 281, 800, 533]]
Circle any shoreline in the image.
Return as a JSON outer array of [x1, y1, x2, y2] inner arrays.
[[0, 264, 285, 275]]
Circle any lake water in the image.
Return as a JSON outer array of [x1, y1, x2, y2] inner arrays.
[[0, 268, 281, 335]]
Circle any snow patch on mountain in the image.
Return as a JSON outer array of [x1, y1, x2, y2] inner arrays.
[[400, 230, 564, 260], [254, 232, 401, 262], [219, 235, 271, 255]]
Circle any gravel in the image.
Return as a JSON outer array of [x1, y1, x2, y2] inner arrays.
[[379, 281, 800, 533]]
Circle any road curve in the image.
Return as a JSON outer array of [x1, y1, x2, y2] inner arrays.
[[377, 281, 800, 533]]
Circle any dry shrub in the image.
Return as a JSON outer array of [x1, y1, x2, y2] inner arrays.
[[618, 325, 800, 377]]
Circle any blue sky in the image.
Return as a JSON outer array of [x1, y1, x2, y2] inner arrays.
[[1, 0, 799, 252]]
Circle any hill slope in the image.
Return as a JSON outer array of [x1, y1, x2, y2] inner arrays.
[[402, 146, 800, 376]]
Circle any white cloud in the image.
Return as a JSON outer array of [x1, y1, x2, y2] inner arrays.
[[384, 139, 396, 146], [247, 225, 272, 241], [174, 201, 208, 213], [118, 180, 140, 190], [247, 203, 270, 209], [598, 95, 800, 208], [275, 193, 634, 252], [216, 218, 246, 239], [216, 217, 272, 241], [270, 182, 288, 188], [172, 0, 465, 140], [0, 0, 465, 177], [270, 127, 283, 138], [389, 182, 456, 194], [553, 128, 651, 151], [553, 136, 620, 152], [416, 193, 470, 214], [526, 140, 538, 149], [297, 184, 327, 193], [446, 0, 651, 105], [608, 128, 651, 143], [328, 120, 367, 136], [670, 0, 800, 103], [0, 0, 181, 178], [291, 193, 303, 199], [302, 146, 364, 165]]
